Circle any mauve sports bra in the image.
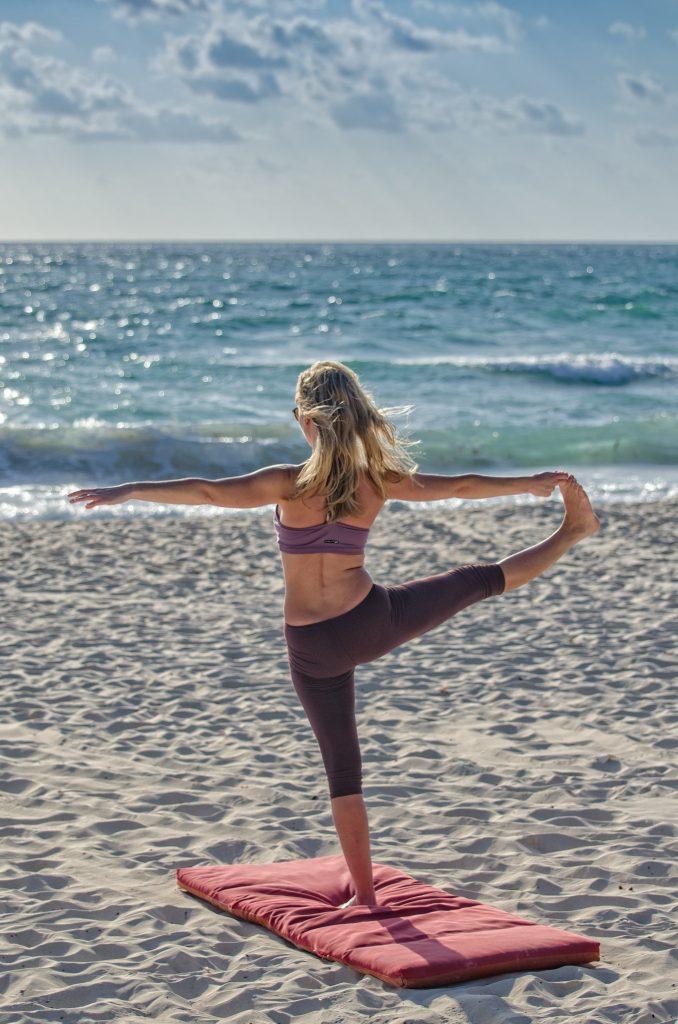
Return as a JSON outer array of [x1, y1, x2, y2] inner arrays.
[[274, 503, 370, 556]]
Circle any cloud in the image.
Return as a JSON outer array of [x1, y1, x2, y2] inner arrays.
[[352, 0, 511, 53], [0, 20, 62, 46], [103, 0, 206, 20], [608, 22, 646, 41], [159, 0, 517, 110], [330, 88, 404, 132], [92, 45, 117, 64], [208, 29, 289, 69], [2, 8, 584, 145], [83, 106, 240, 142], [157, 4, 581, 137], [615, 71, 678, 143], [492, 95, 584, 136], [104, 0, 330, 20], [617, 72, 667, 104], [0, 19, 239, 142], [669, 29, 678, 45], [411, 0, 523, 42], [160, 18, 293, 105], [474, 2, 523, 43], [635, 128, 678, 147]]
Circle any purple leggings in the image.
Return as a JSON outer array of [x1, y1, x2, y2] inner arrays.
[[283, 561, 506, 799]]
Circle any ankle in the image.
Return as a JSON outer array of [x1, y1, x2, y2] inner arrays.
[[559, 521, 587, 544]]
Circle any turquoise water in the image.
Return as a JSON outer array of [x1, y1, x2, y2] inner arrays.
[[1, 242, 676, 518]]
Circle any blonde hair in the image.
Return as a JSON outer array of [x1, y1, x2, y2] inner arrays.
[[289, 359, 420, 522]]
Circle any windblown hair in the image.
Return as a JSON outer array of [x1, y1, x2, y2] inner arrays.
[[289, 360, 420, 522]]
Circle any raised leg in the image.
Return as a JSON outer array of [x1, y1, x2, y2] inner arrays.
[[498, 473, 599, 591]]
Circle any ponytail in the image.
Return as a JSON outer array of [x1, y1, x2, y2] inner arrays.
[[289, 360, 420, 522]]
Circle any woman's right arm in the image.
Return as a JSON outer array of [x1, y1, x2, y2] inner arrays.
[[68, 478, 212, 509], [68, 465, 295, 510]]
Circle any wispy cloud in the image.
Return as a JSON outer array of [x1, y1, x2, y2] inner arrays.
[[615, 70, 678, 147], [91, 45, 117, 64], [608, 22, 646, 42], [156, 2, 582, 137], [0, 19, 240, 141], [617, 72, 668, 105], [492, 95, 584, 136], [412, 0, 523, 42], [104, 0, 207, 21], [353, 0, 513, 53], [635, 127, 678, 147]]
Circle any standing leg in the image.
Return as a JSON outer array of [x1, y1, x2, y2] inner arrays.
[[288, 666, 377, 905], [331, 795, 377, 906], [498, 474, 599, 591]]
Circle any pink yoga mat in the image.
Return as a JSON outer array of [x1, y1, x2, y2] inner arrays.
[[176, 854, 600, 988]]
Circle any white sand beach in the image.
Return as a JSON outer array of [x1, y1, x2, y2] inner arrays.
[[2, 498, 676, 1023]]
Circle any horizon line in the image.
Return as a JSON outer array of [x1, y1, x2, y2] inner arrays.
[[2, 238, 677, 246]]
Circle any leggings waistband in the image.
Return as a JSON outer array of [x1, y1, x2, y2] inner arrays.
[[284, 581, 379, 633]]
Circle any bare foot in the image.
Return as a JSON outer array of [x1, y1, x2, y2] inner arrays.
[[559, 474, 600, 539], [338, 893, 380, 909]]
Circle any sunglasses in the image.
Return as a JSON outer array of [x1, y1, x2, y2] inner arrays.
[[292, 406, 299, 420]]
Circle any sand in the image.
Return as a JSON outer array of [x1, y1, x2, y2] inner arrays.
[[1, 497, 676, 1023]]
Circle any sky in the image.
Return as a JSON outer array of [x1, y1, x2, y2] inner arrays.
[[1, 0, 677, 241]]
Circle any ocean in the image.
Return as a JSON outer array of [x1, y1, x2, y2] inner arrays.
[[1, 241, 676, 520]]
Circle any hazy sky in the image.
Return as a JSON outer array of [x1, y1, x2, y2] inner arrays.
[[2, 0, 677, 241]]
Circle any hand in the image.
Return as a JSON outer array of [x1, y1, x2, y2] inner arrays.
[[527, 470, 571, 497], [67, 483, 133, 510]]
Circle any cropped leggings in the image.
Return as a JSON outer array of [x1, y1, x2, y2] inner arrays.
[[283, 561, 506, 799]]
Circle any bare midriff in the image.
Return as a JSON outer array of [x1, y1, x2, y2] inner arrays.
[[280, 557, 375, 626], [277, 470, 385, 626]]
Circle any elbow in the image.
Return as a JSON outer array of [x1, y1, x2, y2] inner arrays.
[[453, 475, 475, 499], [199, 480, 216, 506]]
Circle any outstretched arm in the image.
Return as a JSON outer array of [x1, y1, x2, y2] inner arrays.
[[386, 470, 569, 501], [68, 464, 294, 510]]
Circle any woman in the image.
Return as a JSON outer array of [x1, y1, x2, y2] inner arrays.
[[68, 360, 600, 909]]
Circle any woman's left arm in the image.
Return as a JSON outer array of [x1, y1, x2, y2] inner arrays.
[[384, 469, 570, 502], [461, 471, 569, 499]]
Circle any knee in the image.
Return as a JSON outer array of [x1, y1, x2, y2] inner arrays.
[[328, 771, 363, 800]]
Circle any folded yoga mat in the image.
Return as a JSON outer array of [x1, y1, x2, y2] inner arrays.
[[176, 854, 600, 988]]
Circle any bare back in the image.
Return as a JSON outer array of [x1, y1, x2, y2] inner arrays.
[[277, 465, 386, 626]]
